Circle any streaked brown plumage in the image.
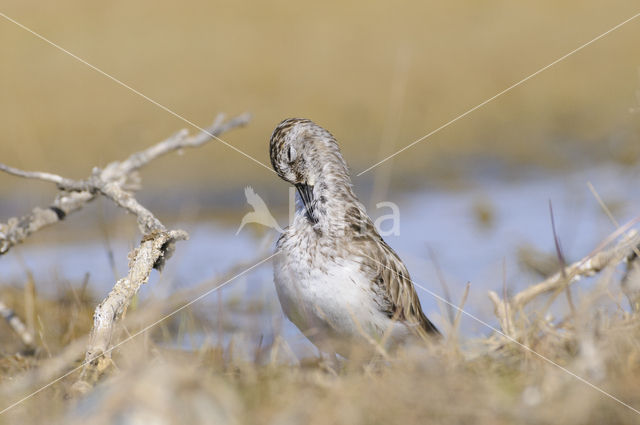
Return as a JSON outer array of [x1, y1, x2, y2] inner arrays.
[[270, 118, 439, 356]]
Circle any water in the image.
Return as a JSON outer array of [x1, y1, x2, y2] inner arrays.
[[1, 164, 639, 355]]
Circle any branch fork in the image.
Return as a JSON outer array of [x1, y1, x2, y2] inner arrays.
[[0, 113, 250, 391]]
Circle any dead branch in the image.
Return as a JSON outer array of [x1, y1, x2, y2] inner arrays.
[[0, 113, 250, 254], [0, 249, 269, 403], [489, 229, 640, 338], [0, 191, 95, 255], [74, 229, 188, 389], [0, 163, 81, 188], [0, 113, 250, 391]]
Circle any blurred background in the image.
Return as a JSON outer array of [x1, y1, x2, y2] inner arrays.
[[1, 0, 640, 354], [2, 1, 640, 423], [2, 0, 639, 187]]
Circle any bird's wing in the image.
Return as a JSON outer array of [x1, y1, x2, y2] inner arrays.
[[354, 226, 440, 336], [245, 186, 269, 211]]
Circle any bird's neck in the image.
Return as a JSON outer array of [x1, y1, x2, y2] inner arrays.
[[301, 164, 367, 233]]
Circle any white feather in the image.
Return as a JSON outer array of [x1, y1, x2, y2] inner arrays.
[[274, 223, 411, 356]]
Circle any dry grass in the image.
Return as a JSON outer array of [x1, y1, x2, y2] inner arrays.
[[0, 260, 640, 424]]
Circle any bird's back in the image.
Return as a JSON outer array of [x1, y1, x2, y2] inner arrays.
[[341, 207, 440, 337]]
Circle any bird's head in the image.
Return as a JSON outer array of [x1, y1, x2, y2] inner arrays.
[[269, 118, 350, 223]]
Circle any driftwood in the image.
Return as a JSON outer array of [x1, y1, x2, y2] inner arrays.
[[0, 248, 274, 410], [489, 227, 640, 338], [0, 113, 249, 252], [0, 113, 250, 391]]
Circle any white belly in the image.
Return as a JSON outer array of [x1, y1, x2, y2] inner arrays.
[[273, 252, 410, 355]]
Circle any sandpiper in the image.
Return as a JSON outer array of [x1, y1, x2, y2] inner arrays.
[[269, 118, 440, 357]]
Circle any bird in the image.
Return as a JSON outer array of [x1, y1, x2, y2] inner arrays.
[[236, 186, 284, 235], [622, 248, 640, 312], [269, 118, 440, 358]]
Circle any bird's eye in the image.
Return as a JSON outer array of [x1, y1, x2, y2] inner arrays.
[[287, 146, 297, 163]]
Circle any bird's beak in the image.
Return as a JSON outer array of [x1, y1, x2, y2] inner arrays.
[[295, 183, 317, 223]]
